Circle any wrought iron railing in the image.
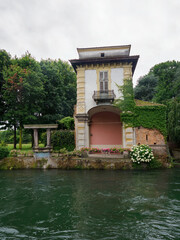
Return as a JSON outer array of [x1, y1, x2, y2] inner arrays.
[[92, 90, 116, 103]]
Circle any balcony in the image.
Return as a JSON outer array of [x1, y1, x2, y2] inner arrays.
[[92, 90, 116, 104]]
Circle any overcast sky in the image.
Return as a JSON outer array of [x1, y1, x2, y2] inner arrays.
[[0, 0, 179, 85]]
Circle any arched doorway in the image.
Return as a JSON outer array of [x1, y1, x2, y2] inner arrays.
[[89, 110, 122, 147]]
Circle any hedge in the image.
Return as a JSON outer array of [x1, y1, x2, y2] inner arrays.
[[42, 130, 75, 151], [0, 147, 10, 160]]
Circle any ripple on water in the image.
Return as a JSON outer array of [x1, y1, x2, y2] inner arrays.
[[0, 227, 19, 235], [0, 169, 179, 240]]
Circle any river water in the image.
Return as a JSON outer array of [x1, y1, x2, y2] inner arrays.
[[0, 169, 179, 240]]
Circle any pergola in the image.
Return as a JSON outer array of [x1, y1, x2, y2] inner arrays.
[[24, 124, 58, 152]]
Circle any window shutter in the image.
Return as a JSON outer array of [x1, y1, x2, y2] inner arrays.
[[100, 72, 103, 80], [105, 81, 108, 91], [104, 71, 108, 80], [99, 71, 108, 92], [100, 81, 103, 91]]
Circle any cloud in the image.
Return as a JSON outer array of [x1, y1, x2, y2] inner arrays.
[[0, 0, 179, 84]]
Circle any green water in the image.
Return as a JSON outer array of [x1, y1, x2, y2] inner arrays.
[[0, 169, 179, 240]]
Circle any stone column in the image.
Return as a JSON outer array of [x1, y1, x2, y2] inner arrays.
[[46, 129, 51, 147], [33, 129, 39, 148]]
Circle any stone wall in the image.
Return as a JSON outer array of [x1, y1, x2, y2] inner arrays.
[[135, 127, 165, 145], [135, 127, 168, 158], [0, 153, 172, 170]]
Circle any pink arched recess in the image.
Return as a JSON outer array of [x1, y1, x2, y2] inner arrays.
[[90, 111, 122, 145]]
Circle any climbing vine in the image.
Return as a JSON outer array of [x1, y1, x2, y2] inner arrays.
[[133, 105, 167, 136], [114, 79, 167, 136]]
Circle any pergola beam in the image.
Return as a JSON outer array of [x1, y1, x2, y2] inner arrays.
[[24, 124, 58, 152]]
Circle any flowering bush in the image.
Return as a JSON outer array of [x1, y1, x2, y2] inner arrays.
[[80, 147, 90, 152], [109, 148, 121, 153], [130, 144, 154, 164], [80, 147, 131, 154], [102, 148, 110, 153], [80, 147, 101, 153], [89, 148, 101, 153]]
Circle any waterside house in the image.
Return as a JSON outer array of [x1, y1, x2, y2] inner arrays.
[[70, 45, 167, 155]]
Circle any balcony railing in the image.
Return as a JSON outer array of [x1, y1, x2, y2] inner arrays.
[[92, 90, 116, 104]]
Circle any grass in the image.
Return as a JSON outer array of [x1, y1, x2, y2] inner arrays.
[[7, 143, 44, 152]]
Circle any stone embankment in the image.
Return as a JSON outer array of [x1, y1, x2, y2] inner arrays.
[[0, 152, 172, 170]]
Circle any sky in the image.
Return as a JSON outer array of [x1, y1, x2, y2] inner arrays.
[[0, 0, 179, 85]]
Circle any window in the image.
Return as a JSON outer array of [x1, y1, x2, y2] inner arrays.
[[101, 53, 105, 57], [100, 71, 108, 92]]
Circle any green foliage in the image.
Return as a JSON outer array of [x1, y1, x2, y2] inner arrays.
[[59, 148, 68, 154], [3, 54, 44, 125], [133, 105, 167, 136], [0, 50, 11, 124], [115, 78, 167, 135], [122, 104, 167, 136], [150, 61, 180, 104], [134, 61, 180, 144], [167, 98, 180, 144], [135, 61, 180, 104], [148, 158, 162, 169], [42, 130, 75, 151], [173, 66, 180, 99], [2, 53, 44, 148], [130, 145, 154, 164], [115, 79, 135, 112], [134, 73, 158, 101], [0, 146, 9, 160], [114, 79, 135, 127], [39, 59, 76, 122], [0, 51, 77, 149], [0, 130, 31, 144], [58, 117, 74, 130]]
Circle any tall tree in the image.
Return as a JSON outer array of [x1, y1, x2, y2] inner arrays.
[[134, 60, 180, 146], [3, 53, 44, 149], [134, 74, 158, 101], [167, 98, 180, 144], [173, 65, 180, 100], [0, 50, 11, 126], [150, 61, 180, 104], [39, 59, 76, 123]]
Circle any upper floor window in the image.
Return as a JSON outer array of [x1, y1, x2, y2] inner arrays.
[[100, 71, 108, 92]]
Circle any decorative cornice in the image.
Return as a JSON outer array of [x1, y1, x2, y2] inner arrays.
[[70, 55, 139, 75], [75, 114, 89, 122]]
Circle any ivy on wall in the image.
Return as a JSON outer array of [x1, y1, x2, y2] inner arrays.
[[114, 79, 167, 136], [133, 105, 167, 136]]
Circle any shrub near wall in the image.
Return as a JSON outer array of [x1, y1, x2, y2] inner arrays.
[[52, 130, 75, 151], [0, 147, 9, 160], [42, 130, 75, 151]]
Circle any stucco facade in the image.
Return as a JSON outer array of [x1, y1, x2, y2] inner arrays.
[[70, 45, 140, 150]]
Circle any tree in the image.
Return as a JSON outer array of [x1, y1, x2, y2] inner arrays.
[[167, 98, 180, 144], [58, 116, 74, 130], [1, 51, 77, 148], [2, 53, 44, 149], [134, 60, 180, 146], [0, 50, 11, 125], [39, 59, 76, 123], [134, 74, 158, 101], [173, 65, 180, 100], [150, 61, 180, 104]]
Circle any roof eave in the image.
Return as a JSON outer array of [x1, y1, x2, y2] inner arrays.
[[69, 55, 139, 75]]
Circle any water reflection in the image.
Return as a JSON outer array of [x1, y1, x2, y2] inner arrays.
[[0, 169, 179, 239]]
